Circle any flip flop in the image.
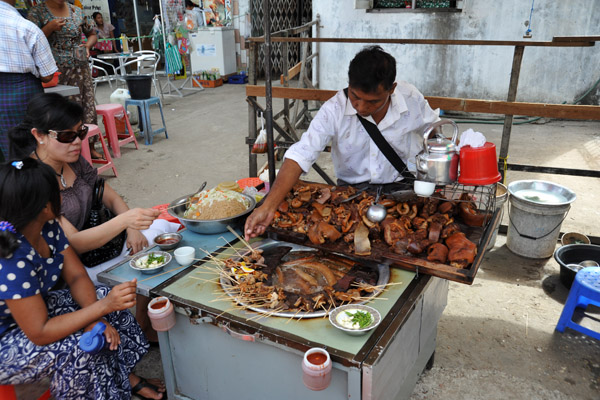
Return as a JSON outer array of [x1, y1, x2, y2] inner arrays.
[[131, 377, 167, 400]]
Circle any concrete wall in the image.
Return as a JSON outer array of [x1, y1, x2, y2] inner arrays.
[[312, 0, 600, 104]]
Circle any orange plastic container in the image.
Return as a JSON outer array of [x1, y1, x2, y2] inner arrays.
[[41, 71, 61, 88], [193, 78, 223, 88]]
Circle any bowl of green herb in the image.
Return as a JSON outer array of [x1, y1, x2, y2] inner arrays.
[[328, 304, 381, 336], [129, 251, 172, 274]]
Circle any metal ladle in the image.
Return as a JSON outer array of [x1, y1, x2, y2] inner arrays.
[[366, 186, 387, 223]]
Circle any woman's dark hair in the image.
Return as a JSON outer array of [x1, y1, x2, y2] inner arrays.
[[348, 45, 397, 93], [8, 93, 84, 159], [0, 158, 61, 258], [92, 12, 102, 20], [185, 0, 195, 8]]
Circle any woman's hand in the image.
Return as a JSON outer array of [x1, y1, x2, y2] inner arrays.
[[84, 318, 121, 351], [126, 228, 148, 254], [45, 18, 66, 32], [120, 208, 160, 231], [102, 279, 137, 313], [103, 321, 120, 351]]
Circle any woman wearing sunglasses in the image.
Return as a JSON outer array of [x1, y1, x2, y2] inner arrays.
[[9, 93, 178, 343]]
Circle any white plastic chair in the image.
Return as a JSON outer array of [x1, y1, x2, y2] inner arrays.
[[90, 57, 118, 98], [116, 51, 162, 99]]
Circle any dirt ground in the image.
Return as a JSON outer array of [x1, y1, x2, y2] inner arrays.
[[17, 80, 600, 399]]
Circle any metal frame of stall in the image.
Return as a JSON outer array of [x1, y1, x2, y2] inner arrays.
[[246, 33, 600, 242]]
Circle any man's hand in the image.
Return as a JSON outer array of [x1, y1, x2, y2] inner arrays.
[[244, 204, 276, 241]]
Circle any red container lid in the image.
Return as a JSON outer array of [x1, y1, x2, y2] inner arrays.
[[458, 142, 502, 185], [237, 177, 264, 189]]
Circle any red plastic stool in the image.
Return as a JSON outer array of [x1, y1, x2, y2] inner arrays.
[[96, 103, 139, 158], [0, 385, 51, 400], [81, 124, 118, 177]]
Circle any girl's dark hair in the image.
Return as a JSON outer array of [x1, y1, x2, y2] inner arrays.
[[92, 12, 102, 20], [185, 0, 195, 8], [348, 45, 397, 93], [9, 93, 84, 159], [0, 158, 61, 258]]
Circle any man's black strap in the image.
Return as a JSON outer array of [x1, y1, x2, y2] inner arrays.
[[344, 88, 413, 179]]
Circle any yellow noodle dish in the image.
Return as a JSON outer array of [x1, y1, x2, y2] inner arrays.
[[184, 188, 251, 220]]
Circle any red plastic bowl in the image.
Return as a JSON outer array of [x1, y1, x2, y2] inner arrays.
[[458, 142, 502, 185], [42, 71, 61, 88]]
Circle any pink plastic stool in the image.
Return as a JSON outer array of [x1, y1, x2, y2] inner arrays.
[[95, 103, 139, 158], [0, 385, 51, 400], [81, 124, 118, 177]]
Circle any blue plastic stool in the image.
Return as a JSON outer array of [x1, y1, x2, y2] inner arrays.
[[556, 267, 600, 340], [125, 97, 168, 145]]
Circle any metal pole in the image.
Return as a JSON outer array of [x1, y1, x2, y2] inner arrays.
[[133, 0, 143, 51], [498, 45, 525, 183], [263, 0, 276, 186]]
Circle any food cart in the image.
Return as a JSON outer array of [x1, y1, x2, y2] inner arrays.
[[99, 202, 500, 399]]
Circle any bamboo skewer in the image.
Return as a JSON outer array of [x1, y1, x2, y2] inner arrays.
[[226, 225, 255, 252]]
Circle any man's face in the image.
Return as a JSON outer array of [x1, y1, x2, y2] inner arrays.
[[348, 83, 396, 118]]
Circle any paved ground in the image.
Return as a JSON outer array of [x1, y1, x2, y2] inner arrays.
[[17, 79, 600, 399]]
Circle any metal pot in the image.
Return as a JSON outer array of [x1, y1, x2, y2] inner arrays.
[[415, 119, 459, 184]]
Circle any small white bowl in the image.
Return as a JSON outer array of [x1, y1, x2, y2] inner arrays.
[[414, 180, 436, 196], [174, 246, 196, 266], [129, 251, 171, 274], [329, 304, 381, 336]]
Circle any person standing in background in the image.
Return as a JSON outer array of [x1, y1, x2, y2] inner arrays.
[[92, 12, 115, 54], [28, 0, 105, 160], [0, 0, 58, 163]]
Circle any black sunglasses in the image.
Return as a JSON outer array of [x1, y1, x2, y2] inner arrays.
[[48, 125, 89, 144]]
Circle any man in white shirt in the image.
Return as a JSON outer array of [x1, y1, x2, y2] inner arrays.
[[245, 46, 439, 240], [0, 0, 57, 161]]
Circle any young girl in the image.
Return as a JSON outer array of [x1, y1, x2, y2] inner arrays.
[[0, 158, 165, 399]]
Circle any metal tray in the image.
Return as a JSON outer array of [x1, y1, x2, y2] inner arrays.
[[219, 239, 390, 318]]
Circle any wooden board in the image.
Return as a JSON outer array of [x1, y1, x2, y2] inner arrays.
[[245, 85, 600, 120]]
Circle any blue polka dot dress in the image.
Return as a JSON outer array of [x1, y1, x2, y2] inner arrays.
[[0, 220, 149, 399]]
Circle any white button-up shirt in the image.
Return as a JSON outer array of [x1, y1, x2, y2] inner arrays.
[[0, 2, 57, 78], [284, 81, 440, 184]]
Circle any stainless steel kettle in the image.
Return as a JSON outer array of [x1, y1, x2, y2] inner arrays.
[[415, 119, 459, 184]]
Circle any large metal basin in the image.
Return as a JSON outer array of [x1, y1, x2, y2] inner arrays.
[[167, 193, 256, 234], [507, 180, 576, 206]]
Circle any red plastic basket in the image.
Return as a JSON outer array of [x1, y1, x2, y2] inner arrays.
[[237, 177, 264, 190], [152, 203, 181, 225]]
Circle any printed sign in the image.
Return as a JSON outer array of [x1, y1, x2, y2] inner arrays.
[[196, 44, 216, 57], [80, 0, 110, 22]]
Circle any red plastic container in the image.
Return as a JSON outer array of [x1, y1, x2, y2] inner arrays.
[[237, 177, 263, 190], [302, 348, 332, 391], [152, 203, 181, 225], [41, 71, 61, 88], [147, 296, 176, 332], [458, 142, 502, 185]]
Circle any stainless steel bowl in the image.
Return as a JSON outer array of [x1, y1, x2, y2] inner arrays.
[[507, 180, 576, 206], [167, 192, 256, 234], [153, 232, 182, 250]]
